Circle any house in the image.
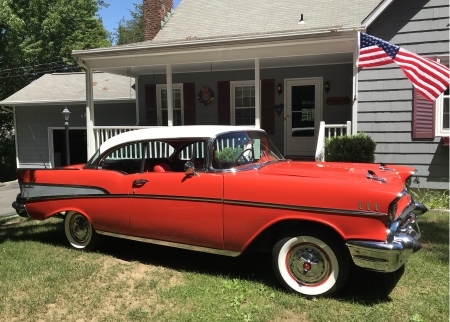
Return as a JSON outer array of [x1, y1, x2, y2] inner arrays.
[[2, 0, 448, 190], [0, 72, 136, 168]]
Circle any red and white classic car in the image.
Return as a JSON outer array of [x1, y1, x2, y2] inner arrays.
[[13, 126, 426, 297]]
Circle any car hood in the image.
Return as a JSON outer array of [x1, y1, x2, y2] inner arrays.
[[258, 161, 416, 188]]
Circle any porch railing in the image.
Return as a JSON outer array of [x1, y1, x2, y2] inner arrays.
[[93, 126, 150, 151], [315, 121, 351, 162]]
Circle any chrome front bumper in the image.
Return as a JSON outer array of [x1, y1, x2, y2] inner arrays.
[[346, 202, 424, 273]]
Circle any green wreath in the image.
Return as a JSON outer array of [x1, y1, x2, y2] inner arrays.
[[197, 86, 215, 105]]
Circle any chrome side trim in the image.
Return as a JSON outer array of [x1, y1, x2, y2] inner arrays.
[[96, 230, 241, 257], [20, 183, 109, 199], [130, 194, 222, 204], [225, 200, 387, 217]]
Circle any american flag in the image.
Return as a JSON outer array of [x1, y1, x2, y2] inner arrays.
[[357, 32, 449, 102]]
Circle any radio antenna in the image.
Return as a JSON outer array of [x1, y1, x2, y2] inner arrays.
[[29, 127, 47, 169]]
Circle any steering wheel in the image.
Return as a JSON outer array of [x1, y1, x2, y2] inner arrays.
[[235, 148, 254, 164]]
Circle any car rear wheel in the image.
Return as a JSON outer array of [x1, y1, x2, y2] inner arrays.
[[272, 231, 349, 297], [64, 211, 98, 250]]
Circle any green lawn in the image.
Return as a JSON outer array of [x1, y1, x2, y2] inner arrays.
[[0, 211, 448, 322]]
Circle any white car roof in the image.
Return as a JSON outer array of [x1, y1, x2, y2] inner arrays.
[[99, 125, 265, 153]]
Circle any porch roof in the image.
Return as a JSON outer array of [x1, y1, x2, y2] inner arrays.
[[72, 0, 391, 76], [0, 72, 135, 107]]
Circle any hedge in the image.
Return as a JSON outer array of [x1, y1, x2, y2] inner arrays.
[[325, 133, 376, 163]]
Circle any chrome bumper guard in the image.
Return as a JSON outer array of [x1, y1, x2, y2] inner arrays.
[[346, 202, 425, 273], [12, 201, 31, 219]]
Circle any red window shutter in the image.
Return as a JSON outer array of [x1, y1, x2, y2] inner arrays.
[[412, 87, 436, 138], [261, 79, 275, 134], [217, 81, 230, 125], [183, 83, 196, 125], [412, 56, 437, 139], [145, 84, 157, 126]]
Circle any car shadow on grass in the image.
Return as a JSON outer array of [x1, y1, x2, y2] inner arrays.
[[1, 216, 440, 304], [0, 218, 66, 248]]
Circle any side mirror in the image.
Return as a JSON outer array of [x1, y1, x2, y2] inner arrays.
[[184, 161, 195, 176]]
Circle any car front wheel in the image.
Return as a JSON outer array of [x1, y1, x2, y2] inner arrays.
[[64, 211, 98, 250], [272, 231, 349, 297]]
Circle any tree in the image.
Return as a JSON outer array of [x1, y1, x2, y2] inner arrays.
[[115, 3, 144, 45], [0, 0, 111, 182]]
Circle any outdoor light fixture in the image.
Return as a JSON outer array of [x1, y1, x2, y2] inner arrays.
[[277, 83, 283, 96], [324, 81, 330, 93], [61, 107, 71, 165], [298, 14, 305, 24]]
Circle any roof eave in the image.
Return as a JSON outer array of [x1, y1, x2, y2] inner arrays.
[[72, 26, 364, 60]]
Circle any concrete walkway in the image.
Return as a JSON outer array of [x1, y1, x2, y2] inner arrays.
[[0, 180, 20, 217]]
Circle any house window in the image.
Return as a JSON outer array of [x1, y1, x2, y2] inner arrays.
[[436, 87, 449, 136], [231, 80, 255, 126], [156, 84, 183, 126]]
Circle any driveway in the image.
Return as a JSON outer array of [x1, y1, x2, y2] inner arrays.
[[0, 180, 19, 217]]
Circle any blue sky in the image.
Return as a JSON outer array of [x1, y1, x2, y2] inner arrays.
[[98, 0, 182, 35]]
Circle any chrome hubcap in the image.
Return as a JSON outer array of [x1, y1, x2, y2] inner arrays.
[[287, 243, 330, 285], [70, 214, 91, 243]]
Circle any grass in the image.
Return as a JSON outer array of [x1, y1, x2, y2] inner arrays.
[[411, 188, 449, 211], [0, 212, 448, 322]]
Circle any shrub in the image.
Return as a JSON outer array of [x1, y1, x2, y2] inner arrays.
[[215, 147, 243, 163], [325, 133, 376, 163]]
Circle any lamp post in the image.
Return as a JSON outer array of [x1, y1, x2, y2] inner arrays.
[[61, 107, 71, 165]]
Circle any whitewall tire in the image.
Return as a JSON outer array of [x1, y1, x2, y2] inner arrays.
[[64, 211, 98, 250], [272, 231, 349, 297]]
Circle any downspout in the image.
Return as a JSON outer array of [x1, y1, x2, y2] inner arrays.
[[1, 106, 19, 168], [76, 58, 96, 158]]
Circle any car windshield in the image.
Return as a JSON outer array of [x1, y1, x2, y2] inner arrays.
[[212, 131, 284, 170]]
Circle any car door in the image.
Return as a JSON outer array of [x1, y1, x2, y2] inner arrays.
[[126, 141, 224, 249]]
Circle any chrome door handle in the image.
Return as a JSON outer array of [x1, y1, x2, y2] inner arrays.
[[133, 179, 149, 186]]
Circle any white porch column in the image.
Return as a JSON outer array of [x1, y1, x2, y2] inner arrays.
[[255, 58, 261, 128], [85, 68, 96, 157], [166, 64, 173, 126], [352, 32, 359, 135]]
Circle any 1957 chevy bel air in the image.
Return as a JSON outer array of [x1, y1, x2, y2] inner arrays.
[[13, 126, 426, 297]]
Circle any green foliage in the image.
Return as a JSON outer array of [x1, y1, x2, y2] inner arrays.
[[0, 110, 15, 182], [215, 147, 243, 163], [411, 188, 449, 210], [325, 132, 376, 163], [0, 0, 111, 180], [114, 3, 144, 45]]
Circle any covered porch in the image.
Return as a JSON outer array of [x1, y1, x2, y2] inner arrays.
[[73, 29, 360, 159]]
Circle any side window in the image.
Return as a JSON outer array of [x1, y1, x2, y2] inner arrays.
[[177, 141, 207, 169], [101, 142, 144, 174]]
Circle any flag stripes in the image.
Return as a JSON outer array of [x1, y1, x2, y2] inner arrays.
[[357, 32, 449, 102]]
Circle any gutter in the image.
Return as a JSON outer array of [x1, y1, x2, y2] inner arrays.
[[72, 26, 366, 59]]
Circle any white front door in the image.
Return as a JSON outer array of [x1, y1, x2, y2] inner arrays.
[[285, 78, 323, 156]]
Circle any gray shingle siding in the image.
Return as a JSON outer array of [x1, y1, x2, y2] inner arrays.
[[358, 0, 449, 190]]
